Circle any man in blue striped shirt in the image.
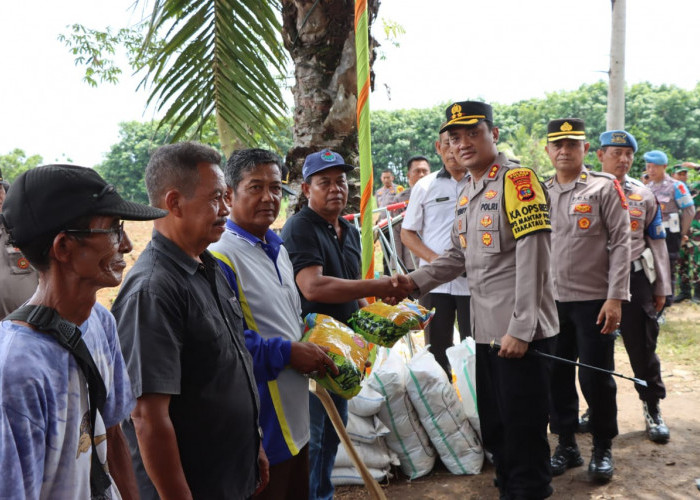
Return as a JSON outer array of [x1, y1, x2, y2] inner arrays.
[[210, 149, 338, 500]]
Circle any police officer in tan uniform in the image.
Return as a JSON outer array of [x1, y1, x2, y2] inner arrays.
[[375, 169, 403, 209], [544, 118, 631, 482], [395, 101, 559, 499], [644, 151, 696, 303], [598, 130, 671, 444], [0, 174, 38, 319]]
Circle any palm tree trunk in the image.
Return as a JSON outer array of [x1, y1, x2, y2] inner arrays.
[[281, 0, 380, 212]]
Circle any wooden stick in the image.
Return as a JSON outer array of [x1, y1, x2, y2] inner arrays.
[[310, 380, 387, 500]]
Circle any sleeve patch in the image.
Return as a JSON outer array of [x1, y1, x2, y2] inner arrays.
[[504, 167, 552, 239], [612, 179, 629, 209]]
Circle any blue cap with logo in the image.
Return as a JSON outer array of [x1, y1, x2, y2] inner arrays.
[[599, 130, 638, 152], [643, 150, 668, 165], [302, 149, 355, 181]]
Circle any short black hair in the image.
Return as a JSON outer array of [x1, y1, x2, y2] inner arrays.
[[381, 169, 394, 175], [407, 156, 430, 171], [224, 149, 282, 192], [145, 142, 222, 206]]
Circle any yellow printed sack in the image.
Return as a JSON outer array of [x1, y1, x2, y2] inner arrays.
[[349, 299, 435, 347], [302, 313, 374, 399]]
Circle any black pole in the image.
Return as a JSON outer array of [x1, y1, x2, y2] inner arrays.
[[490, 341, 648, 387]]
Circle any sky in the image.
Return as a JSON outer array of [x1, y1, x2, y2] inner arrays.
[[1, 0, 699, 168]]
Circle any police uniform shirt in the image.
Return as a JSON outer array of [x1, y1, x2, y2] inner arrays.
[[647, 173, 696, 235], [402, 169, 470, 295], [624, 176, 672, 297], [410, 153, 558, 344], [0, 224, 38, 319], [545, 166, 631, 302], [375, 183, 403, 208]]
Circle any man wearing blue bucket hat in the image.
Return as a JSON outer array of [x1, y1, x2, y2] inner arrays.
[[644, 150, 696, 303], [598, 130, 671, 444]]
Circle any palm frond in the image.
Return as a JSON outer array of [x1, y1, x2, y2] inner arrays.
[[138, 0, 288, 148]]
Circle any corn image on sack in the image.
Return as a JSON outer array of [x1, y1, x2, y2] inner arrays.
[[348, 299, 435, 347], [302, 313, 373, 399]]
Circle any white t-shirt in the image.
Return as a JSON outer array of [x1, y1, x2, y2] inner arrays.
[[0, 303, 135, 499], [402, 168, 470, 295]]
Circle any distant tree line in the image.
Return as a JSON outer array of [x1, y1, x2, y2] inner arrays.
[[372, 81, 700, 184], [3, 81, 698, 201]]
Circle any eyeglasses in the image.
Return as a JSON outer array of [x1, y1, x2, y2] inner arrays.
[[63, 221, 125, 244]]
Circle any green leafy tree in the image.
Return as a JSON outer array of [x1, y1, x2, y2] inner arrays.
[[95, 121, 172, 204], [0, 149, 44, 183], [370, 105, 445, 186]]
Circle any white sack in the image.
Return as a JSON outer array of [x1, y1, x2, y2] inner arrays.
[[446, 337, 482, 440], [367, 348, 436, 479], [348, 384, 385, 417], [406, 348, 483, 475]]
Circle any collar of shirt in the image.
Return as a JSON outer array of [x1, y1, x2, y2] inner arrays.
[[224, 219, 282, 264], [151, 229, 204, 276], [624, 174, 645, 190], [300, 204, 353, 234], [436, 166, 451, 179]]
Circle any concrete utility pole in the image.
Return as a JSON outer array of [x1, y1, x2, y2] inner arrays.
[[607, 0, 627, 130]]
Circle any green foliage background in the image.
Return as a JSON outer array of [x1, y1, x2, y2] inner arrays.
[[4, 81, 699, 200]]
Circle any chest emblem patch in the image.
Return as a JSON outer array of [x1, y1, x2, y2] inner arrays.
[[628, 193, 642, 201], [484, 190, 498, 199], [480, 215, 493, 227], [574, 203, 592, 214], [578, 217, 590, 230], [629, 208, 643, 217], [459, 234, 467, 248], [482, 232, 493, 246], [630, 220, 640, 231], [459, 196, 469, 206]]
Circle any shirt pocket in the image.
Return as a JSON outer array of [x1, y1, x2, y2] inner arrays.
[[569, 201, 602, 237], [476, 211, 501, 253]]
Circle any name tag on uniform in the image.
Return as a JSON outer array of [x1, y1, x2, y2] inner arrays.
[[435, 197, 449, 203]]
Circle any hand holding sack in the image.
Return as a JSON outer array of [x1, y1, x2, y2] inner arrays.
[[302, 313, 374, 399], [348, 299, 435, 347]]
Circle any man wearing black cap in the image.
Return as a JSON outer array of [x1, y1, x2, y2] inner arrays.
[[0, 169, 38, 319], [112, 142, 266, 499], [598, 130, 671, 443], [544, 119, 631, 482], [395, 101, 559, 499], [0, 164, 166, 498], [281, 149, 405, 500]]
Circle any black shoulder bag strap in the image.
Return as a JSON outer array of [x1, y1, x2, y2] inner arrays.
[[6, 305, 112, 498]]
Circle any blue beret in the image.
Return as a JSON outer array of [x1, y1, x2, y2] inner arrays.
[[643, 150, 668, 165], [599, 130, 637, 152]]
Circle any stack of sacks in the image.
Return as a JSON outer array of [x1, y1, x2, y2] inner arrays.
[[367, 347, 437, 479], [331, 384, 399, 485], [406, 348, 484, 475], [446, 337, 482, 440]]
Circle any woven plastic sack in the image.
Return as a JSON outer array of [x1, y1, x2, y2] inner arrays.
[[348, 384, 385, 417], [406, 348, 483, 475], [367, 348, 436, 479], [446, 337, 482, 440]]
